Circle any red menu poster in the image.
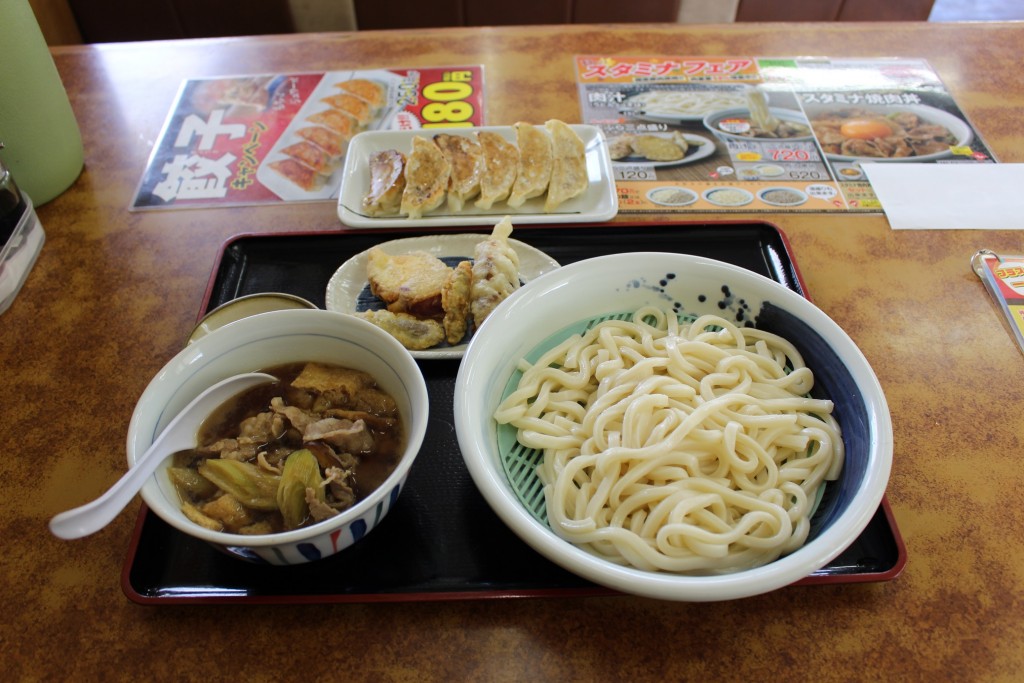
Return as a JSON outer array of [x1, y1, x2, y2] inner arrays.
[[132, 67, 485, 209]]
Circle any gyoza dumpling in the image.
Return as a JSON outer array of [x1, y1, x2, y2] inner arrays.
[[362, 149, 406, 216], [475, 131, 518, 210], [434, 133, 483, 213], [334, 79, 387, 109], [507, 122, 552, 208], [296, 125, 349, 158], [400, 136, 451, 219], [470, 216, 520, 326], [320, 93, 374, 126], [544, 119, 588, 212]]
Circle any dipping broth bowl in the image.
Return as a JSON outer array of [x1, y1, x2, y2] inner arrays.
[[127, 308, 429, 565]]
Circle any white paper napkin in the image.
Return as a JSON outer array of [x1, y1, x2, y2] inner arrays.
[[862, 163, 1024, 230]]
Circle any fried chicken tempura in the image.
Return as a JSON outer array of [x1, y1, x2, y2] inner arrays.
[[442, 260, 473, 345], [356, 310, 445, 350]]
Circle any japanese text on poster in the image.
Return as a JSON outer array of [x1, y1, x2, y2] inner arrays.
[[576, 56, 994, 213], [132, 67, 485, 209]]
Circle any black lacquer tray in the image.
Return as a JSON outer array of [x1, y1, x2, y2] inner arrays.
[[122, 221, 906, 604]]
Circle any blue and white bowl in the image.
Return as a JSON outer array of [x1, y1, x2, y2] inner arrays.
[[127, 308, 429, 565], [454, 252, 892, 601], [703, 106, 815, 143]]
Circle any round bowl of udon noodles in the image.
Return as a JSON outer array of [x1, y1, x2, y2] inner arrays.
[[127, 308, 429, 565], [454, 252, 892, 601]]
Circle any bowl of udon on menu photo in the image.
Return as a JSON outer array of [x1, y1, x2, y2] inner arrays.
[[454, 252, 892, 601], [127, 308, 429, 565]]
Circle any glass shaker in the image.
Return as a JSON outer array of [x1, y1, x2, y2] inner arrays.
[[0, 146, 46, 315]]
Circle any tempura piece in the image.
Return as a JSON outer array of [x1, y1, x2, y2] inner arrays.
[[400, 136, 451, 219], [442, 260, 473, 345], [631, 134, 686, 161], [471, 217, 520, 326], [334, 79, 387, 109], [544, 119, 588, 212], [321, 93, 374, 126], [671, 131, 692, 155], [607, 134, 635, 160], [366, 246, 451, 318], [474, 131, 518, 210], [356, 310, 446, 350], [507, 122, 552, 208], [434, 133, 484, 213], [362, 149, 406, 216]]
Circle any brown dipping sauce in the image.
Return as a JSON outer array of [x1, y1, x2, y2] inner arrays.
[[170, 362, 404, 534]]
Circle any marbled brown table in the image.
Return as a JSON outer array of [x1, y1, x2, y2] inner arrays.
[[4, 22, 1023, 681]]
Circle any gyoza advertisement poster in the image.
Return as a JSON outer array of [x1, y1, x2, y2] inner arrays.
[[131, 66, 484, 209]]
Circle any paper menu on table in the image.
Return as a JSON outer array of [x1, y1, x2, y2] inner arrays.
[[574, 55, 997, 214], [973, 250, 1024, 356], [863, 164, 1024, 230]]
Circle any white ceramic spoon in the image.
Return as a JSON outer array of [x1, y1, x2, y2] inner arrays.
[[49, 372, 277, 540]]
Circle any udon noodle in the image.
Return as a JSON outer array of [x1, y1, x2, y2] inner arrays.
[[627, 89, 748, 117], [494, 307, 843, 574]]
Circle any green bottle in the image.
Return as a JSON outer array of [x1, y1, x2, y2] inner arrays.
[[0, 0, 84, 205]]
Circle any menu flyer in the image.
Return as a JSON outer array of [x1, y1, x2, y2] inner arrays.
[[975, 251, 1024, 355], [576, 56, 995, 213], [131, 66, 484, 209]]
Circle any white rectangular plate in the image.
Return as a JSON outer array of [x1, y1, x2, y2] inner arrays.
[[336, 124, 618, 228]]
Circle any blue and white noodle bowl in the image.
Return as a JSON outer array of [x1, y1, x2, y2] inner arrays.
[[127, 309, 429, 565], [454, 252, 892, 601]]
